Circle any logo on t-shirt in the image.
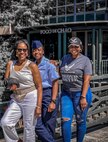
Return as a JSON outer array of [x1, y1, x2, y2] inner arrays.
[[65, 63, 75, 71]]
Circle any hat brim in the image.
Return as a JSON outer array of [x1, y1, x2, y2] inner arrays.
[[68, 44, 80, 48]]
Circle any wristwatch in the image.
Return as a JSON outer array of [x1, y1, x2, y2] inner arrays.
[[51, 99, 56, 104], [81, 96, 86, 99]]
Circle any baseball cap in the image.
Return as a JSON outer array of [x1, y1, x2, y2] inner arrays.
[[68, 37, 82, 48], [32, 40, 43, 49]]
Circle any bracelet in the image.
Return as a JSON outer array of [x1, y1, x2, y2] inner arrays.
[[81, 96, 86, 99], [51, 99, 56, 104], [36, 105, 41, 109]]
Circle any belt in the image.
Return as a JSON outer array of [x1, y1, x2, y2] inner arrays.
[[14, 86, 36, 95]]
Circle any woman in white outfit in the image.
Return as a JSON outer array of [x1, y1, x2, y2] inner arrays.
[[1, 39, 42, 142]]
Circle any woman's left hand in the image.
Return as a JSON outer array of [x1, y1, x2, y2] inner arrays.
[[35, 107, 41, 118], [80, 98, 88, 111], [48, 102, 56, 112]]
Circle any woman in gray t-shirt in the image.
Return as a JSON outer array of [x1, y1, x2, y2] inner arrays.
[[60, 37, 92, 142]]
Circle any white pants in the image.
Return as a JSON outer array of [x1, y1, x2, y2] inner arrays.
[[1, 90, 37, 142]]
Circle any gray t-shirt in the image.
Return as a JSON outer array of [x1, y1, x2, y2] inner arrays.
[[60, 54, 92, 92]]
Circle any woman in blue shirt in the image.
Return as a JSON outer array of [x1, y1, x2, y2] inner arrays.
[[32, 40, 59, 142]]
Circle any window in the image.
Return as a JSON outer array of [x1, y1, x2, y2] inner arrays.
[[96, 12, 105, 20], [67, 15, 74, 22], [86, 2, 94, 12], [50, 17, 56, 23], [66, 6, 74, 14], [85, 13, 94, 21], [76, 0, 84, 3], [76, 4, 84, 13], [76, 15, 84, 21], [102, 31, 108, 59], [66, 0, 74, 5], [58, 0, 65, 6], [87, 31, 93, 59], [58, 17, 65, 23], [58, 7, 65, 15], [96, 1, 106, 10]]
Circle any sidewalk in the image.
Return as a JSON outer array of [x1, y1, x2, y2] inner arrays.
[[72, 126, 108, 142], [0, 126, 108, 142]]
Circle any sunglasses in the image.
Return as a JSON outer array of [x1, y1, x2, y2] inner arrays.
[[17, 48, 28, 52], [69, 45, 80, 48]]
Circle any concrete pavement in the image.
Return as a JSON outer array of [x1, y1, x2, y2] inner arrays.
[[0, 125, 108, 142]]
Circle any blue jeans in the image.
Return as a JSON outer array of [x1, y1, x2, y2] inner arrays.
[[35, 88, 59, 142], [61, 88, 92, 142]]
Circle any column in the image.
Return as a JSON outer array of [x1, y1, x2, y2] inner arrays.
[[92, 29, 96, 75], [98, 28, 102, 75], [58, 33, 62, 60], [63, 32, 66, 56]]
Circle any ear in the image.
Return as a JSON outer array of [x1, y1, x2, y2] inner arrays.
[[26, 52, 29, 57], [80, 49, 82, 52]]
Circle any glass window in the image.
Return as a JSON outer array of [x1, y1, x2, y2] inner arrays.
[[58, 0, 65, 6], [86, 1, 94, 11], [76, 4, 84, 13], [58, 7, 65, 15], [87, 31, 92, 60], [50, 17, 56, 23], [96, 1, 105, 10], [103, 31, 108, 59], [96, 12, 105, 20], [85, 0, 94, 4], [49, 8, 56, 16], [66, 0, 74, 5], [76, 15, 84, 21], [76, 0, 84, 3], [58, 17, 65, 23], [67, 15, 74, 22], [85, 13, 94, 21], [66, 6, 74, 14]]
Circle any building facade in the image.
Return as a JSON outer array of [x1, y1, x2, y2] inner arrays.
[[20, 0, 108, 75]]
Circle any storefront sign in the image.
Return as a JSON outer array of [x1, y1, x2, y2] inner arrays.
[[40, 28, 72, 34]]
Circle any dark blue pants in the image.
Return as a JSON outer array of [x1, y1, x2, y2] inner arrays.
[[35, 88, 59, 142], [61, 88, 92, 142]]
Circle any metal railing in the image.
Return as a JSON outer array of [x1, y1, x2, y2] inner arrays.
[[55, 74, 108, 137], [92, 59, 108, 75], [101, 60, 108, 74]]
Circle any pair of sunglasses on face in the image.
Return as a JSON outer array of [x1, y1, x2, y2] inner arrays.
[[17, 48, 28, 52], [69, 45, 80, 48]]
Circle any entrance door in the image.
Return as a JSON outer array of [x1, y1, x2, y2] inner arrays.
[[30, 33, 58, 60]]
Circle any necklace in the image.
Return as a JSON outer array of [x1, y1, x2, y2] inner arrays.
[[16, 59, 27, 66], [14, 59, 27, 71]]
